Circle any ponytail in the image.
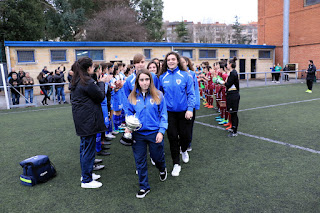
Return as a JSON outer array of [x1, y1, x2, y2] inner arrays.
[[229, 57, 237, 69], [71, 57, 92, 86]]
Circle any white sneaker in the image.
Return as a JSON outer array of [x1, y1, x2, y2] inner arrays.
[[81, 173, 101, 181], [181, 151, 189, 163], [105, 133, 116, 139], [111, 131, 119, 135], [150, 158, 155, 166], [81, 180, 102, 188], [187, 147, 192, 152], [171, 164, 181, 176]]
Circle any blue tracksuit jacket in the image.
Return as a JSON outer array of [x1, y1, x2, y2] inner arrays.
[[159, 67, 195, 112]]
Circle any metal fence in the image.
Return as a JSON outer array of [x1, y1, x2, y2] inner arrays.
[[0, 64, 318, 109], [239, 70, 318, 88]]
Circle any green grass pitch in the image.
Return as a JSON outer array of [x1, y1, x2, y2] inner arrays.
[[1, 83, 320, 213]]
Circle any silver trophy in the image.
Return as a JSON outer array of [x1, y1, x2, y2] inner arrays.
[[119, 115, 142, 146]]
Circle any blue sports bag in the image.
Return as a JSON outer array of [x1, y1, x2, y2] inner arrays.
[[19, 155, 56, 186]]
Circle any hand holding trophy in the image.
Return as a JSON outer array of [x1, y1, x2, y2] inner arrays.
[[119, 115, 142, 146]]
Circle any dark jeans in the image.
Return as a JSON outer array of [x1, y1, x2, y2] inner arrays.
[[275, 73, 280, 81], [307, 79, 313, 90], [25, 88, 33, 103], [12, 93, 20, 105], [272, 73, 275, 81], [80, 134, 96, 183], [56, 87, 66, 102], [132, 132, 166, 190], [167, 111, 193, 165]]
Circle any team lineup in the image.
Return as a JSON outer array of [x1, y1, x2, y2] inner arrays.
[[70, 52, 240, 198]]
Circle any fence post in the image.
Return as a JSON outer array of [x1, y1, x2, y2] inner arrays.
[[53, 84, 56, 104], [265, 73, 267, 85], [295, 71, 298, 83], [0, 64, 10, 109], [246, 73, 249, 87]]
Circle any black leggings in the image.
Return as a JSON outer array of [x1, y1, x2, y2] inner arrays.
[[230, 112, 239, 133], [307, 79, 313, 90], [167, 111, 193, 165]]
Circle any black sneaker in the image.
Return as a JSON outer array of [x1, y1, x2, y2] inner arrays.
[[159, 168, 167, 181], [228, 132, 238, 137], [136, 189, 150, 199], [94, 159, 103, 164], [96, 150, 111, 156], [101, 145, 110, 150]]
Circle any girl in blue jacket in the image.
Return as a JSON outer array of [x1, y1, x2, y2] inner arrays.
[[127, 68, 168, 199], [159, 52, 195, 177]]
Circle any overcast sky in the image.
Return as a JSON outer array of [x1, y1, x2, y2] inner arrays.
[[162, 0, 258, 24]]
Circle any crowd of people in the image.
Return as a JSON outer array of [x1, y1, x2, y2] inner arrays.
[[70, 52, 241, 199], [7, 64, 69, 106]]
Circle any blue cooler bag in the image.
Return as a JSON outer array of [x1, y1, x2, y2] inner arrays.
[[19, 155, 56, 186]]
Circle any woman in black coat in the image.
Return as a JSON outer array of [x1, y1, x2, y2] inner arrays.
[[70, 57, 109, 189]]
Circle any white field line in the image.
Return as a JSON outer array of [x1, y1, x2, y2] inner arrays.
[[0, 106, 71, 115], [195, 121, 320, 154], [196, 98, 320, 119]]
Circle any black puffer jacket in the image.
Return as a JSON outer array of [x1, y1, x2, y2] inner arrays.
[[307, 64, 316, 80], [71, 77, 107, 136]]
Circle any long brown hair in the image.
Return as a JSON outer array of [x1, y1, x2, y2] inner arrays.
[[159, 51, 187, 76], [183, 56, 195, 71], [128, 68, 161, 105], [71, 57, 92, 86]]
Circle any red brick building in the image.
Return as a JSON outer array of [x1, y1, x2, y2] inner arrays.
[[258, 0, 320, 71]]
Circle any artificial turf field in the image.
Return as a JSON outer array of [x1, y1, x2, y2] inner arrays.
[[1, 83, 320, 213]]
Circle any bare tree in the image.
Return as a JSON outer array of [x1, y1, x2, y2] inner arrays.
[[85, 6, 147, 41]]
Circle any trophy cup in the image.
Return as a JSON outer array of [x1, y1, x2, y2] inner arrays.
[[119, 115, 142, 146]]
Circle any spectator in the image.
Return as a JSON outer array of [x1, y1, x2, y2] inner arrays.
[[283, 64, 290, 81], [68, 70, 74, 100], [54, 69, 67, 104], [270, 64, 276, 82], [37, 72, 50, 105], [58, 64, 66, 73], [18, 67, 25, 79], [306, 60, 316, 93], [9, 73, 21, 105], [42, 66, 49, 74], [22, 72, 34, 104], [8, 67, 18, 82], [18, 68, 26, 95], [275, 63, 282, 83], [47, 72, 54, 99]]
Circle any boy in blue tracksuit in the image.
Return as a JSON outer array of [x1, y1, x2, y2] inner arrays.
[[123, 54, 159, 114], [126, 69, 168, 199], [159, 52, 195, 177]]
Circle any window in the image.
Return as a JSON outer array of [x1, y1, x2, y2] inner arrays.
[[144, 49, 151, 60], [199, 50, 217, 59], [50, 50, 67, 62], [174, 49, 193, 58], [259, 50, 271, 59], [76, 50, 103, 61], [305, 0, 320, 6], [230, 50, 238, 58], [17, 50, 35, 63]]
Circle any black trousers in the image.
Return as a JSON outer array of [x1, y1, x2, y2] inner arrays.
[[227, 92, 240, 133], [275, 73, 280, 81], [307, 79, 313, 90], [167, 111, 193, 165]]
